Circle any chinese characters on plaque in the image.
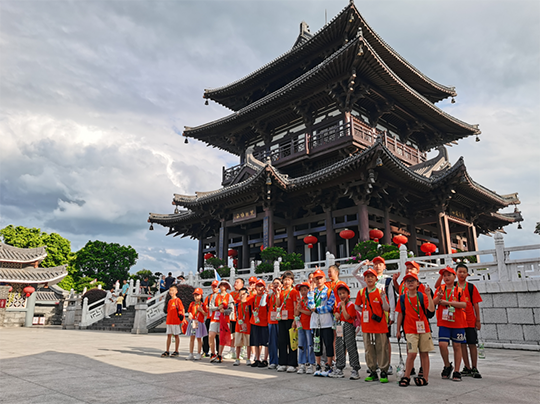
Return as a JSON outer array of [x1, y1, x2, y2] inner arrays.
[[233, 206, 256, 223]]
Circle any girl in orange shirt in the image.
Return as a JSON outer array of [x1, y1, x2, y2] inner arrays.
[[186, 288, 208, 360]]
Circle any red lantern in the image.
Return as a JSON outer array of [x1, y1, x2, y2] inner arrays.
[[304, 235, 318, 249], [421, 242, 437, 256], [451, 248, 457, 254], [393, 234, 408, 248], [228, 249, 238, 257], [204, 253, 214, 260], [23, 285, 35, 297], [260, 245, 264, 252], [339, 229, 355, 240], [369, 229, 384, 243]]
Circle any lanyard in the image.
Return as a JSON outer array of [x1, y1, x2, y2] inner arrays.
[[445, 286, 455, 302], [314, 288, 325, 307], [364, 287, 377, 313], [192, 302, 201, 316], [238, 302, 247, 320], [407, 292, 421, 318], [281, 288, 293, 307]]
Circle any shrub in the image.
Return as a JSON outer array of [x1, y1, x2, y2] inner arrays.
[[255, 262, 274, 274], [81, 288, 107, 305], [205, 257, 227, 270], [261, 247, 287, 262], [199, 267, 231, 279], [347, 240, 402, 269]]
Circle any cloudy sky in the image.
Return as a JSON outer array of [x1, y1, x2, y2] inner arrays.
[[1, 0, 539, 276]]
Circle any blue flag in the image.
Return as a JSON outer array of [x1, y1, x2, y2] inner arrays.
[[214, 269, 221, 282]]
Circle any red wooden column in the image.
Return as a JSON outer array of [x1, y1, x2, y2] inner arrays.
[[242, 234, 250, 268], [357, 203, 369, 242], [325, 208, 336, 256], [436, 212, 451, 254], [383, 207, 392, 245], [263, 207, 274, 249], [287, 224, 295, 254], [407, 217, 419, 256]]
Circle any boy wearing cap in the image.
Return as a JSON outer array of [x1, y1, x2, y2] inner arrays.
[[308, 269, 336, 377], [186, 288, 208, 360], [267, 277, 282, 369], [233, 287, 252, 366], [295, 282, 315, 374], [276, 271, 299, 373], [332, 283, 361, 380], [202, 281, 219, 357], [393, 261, 427, 295], [433, 267, 467, 381], [396, 273, 434, 386], [248, 276, 258, 296], [209, 280, 234, 363], [246, 279, 269, 368], [226, 278, 245, 359], [355, 268, 390, 383]]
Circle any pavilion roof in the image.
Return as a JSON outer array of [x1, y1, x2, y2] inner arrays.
[[185, 34, 479, 154], [204, 2, 455, 110], [0, 243, 47, 263], [0, 265, 67, 285]]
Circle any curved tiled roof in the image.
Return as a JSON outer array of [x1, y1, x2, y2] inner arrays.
[[0, 243, 47, 263], [0, 265, 67, 284]]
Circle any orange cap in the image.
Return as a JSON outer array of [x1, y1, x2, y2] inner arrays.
[[405, 261, 420, 270], [313, 269, 325, 279], [363, 268, 378, 278], [372, 256, 385, 265], [193, 288, 203, 295], [249, 276, 257, 284], [295, 282, 310, 291], [336, 283, 350, 294], [439, 266, 456, 276], [403, 273, 419, 282], [255, 279, 266, 287], [211, 280, 219, 287]]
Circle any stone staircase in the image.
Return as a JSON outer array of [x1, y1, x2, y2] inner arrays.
[[86, 306, 135, 332]]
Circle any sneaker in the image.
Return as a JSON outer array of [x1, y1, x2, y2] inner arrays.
[[350, 369, 360, 380], [441, 363, 454, 379], [387, 365, 393, 375], [471, 367, 482, 379], [286, 366, 297, 373], [216, 355, 222, 363], [258, 360, 266, 368], [186, 353, 194, 360], [321, 364, 333, 377], [240, 347, 247, 360], [105, 316, 110, 319], [210, 354, 218, 363], [379, 371, 389, 383], [233, 359, 240, 366], [268, 363, 277, 370], [306, 365, 314, 375], [297, 364, 306, 374], [331, 368, 344, 378], [313, 364, 322, 376], [365, 371, 379, 382], [462, 367, 472, 377], [194, 353, 202, 360], [245, 359, 252, 366], [203, 352, 210, 358], [250, 360, 260, 368], [277, 365, 287, 372], [223, 351, 232, 359]]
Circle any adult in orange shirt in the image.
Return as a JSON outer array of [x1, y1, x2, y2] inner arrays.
[[267, 277, 282, 369], [246, 279, 269, 368], [202, 280, 219, 357], [396, 273, 435, 387], [161, 285, 185, 358], [355, 269, 390, 383], [276, 271, 299, 372], [433, 267, 467, 381]]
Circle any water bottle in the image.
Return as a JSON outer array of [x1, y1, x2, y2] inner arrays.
[[478, 341, 485, 359]]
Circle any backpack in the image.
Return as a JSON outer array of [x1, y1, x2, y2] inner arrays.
[[454, 281, 475, 304], [399, 292, 435, 319]]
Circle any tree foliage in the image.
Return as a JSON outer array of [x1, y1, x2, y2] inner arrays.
[[131, 269, 158, 286], [73, 240, 138, 289], [258, 246, 305, 273]]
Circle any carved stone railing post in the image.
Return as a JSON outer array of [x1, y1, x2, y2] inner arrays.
[[494, 233, 508, 282], [132, 294, 149, 334], [399, 244, 408, 278]]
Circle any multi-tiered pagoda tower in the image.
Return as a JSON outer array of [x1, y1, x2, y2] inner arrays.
[[149, 2, 522, 270]]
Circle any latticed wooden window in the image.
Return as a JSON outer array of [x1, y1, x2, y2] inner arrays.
[[7, 284, 26, 308], [0, 262, 23, 269]]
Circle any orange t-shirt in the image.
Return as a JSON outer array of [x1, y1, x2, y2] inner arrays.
[[334, 300, 357, 324], [247, 294, 268, 327], [435, 285, 466, 329], [188, 301, 205, 323], [267, 293, 279, 325], [399, 282, 426, 296], [457, 282, 482, 328], [355, 288, 388, 334], [211, 293, 231, 323], [298, 296, 311, 330], [235, 301, 252, 334], [279, 287, 298, 320], [166, 298, 185, 325], [396, 292, 430, 334], [326, 280, 347, 303]]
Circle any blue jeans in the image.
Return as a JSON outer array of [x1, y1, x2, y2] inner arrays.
[[298, 328, 315, 365], [268, 323, 279, 365]]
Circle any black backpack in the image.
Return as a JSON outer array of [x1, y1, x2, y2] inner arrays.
[[454, 281, 475, 304], [399, 292, 435, 319]]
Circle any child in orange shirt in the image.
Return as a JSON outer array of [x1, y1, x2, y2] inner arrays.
[[295, 282, 315, 374], [332, 284, 361, 380], [276, 271, 299, 373], [355, 269, 390, 383], [209, 280, 234, 363], [267, 277, 282, 369], [186, 288, 208, 360], [246, 279, 269, 368], [161, 285, 185, 358], [433, 267, 467, 381], [396, 273, 435, 387], [233, 287, 252, 366]]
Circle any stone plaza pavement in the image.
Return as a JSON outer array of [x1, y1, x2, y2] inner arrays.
[[0, 327, 538, 404]]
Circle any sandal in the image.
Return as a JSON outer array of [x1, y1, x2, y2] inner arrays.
[[441, 363, 453, 379], [414, 376, 429, 386], [452, 371, 462, 382], [418, 367, 423, 378], [171, 351, 179, 357], [161, 351, 170, 357], [399, 377, 410, 387]]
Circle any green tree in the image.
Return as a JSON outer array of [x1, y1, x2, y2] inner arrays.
[[131, 269, 158, 287], [73, 240, 138, 289]]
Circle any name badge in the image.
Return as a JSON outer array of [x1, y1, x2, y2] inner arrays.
[[336, 325, 343, 338], [416, 321, 426, 334], [281, 310, 288, 320], [363, 310, 369, 323], [215, 311, 220, 319], [241, 322, 248, 333], [270, 311, 277, 322]]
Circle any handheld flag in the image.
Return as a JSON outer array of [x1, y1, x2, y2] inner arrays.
[[214, 269, 221, 282]]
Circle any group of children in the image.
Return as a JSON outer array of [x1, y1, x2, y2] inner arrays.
[[161, 257, 483, 386]]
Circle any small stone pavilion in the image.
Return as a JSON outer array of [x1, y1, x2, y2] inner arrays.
[[0, 243, 67, 327]]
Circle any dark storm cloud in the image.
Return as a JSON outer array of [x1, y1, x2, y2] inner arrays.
[[0, 0, 538, 274]]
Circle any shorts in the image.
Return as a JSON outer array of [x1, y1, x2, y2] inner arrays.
[[250, 324, 269, 347], [438, 326, 466, 344], [208, 321, 220, 334], [465, 327, 478, 345], [235, 332, 250, 347], [230, 321, 237, 334], [313, 327, 334, 357], [406, 332, 434, 353], [166, 324, 181, 335]]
